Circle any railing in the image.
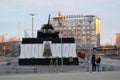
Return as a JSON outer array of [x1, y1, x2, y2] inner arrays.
[[24, 30, 30, 38], [49, 57, 58, 73]]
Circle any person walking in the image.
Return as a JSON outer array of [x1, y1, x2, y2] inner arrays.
[[96, 55, 101, 72], [91, 54, 96, 71]]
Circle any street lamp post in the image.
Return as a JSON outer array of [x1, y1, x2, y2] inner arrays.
[[59, 32, 63, 70], [29, 13, 36, 38], [85, 15, 95, 73], [58, 15, 64, 71]]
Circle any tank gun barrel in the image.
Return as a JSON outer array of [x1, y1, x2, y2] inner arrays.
[[47, 14, 51, 25]]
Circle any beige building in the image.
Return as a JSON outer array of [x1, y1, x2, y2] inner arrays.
[[50, 12, 100, 51]]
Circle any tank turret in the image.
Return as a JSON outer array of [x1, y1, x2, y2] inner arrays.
[[37, 14, 59, 38], [41, 14, 54, 31]]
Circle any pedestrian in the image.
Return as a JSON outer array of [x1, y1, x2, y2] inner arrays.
[[96, 55, 101, 72], [91, 54, 96, 71]]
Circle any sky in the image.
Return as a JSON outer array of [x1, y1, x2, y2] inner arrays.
[[0, 0, 120, 45]]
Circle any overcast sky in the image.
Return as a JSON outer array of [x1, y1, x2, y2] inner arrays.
[[0, 0, 120, 45]]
